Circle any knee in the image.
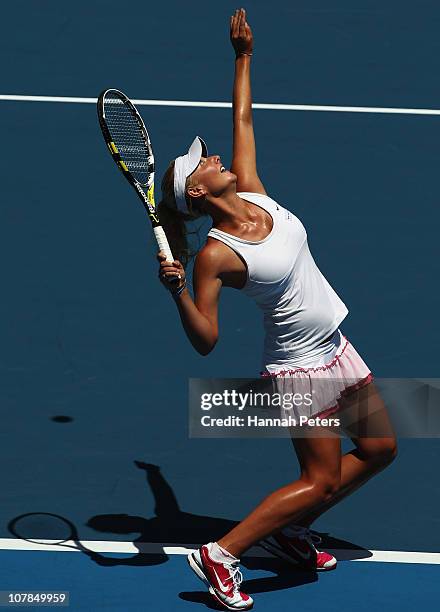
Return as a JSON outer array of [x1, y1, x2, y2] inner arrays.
[[359, 438, 398, 468], [308, 476, 341, 504], [382, 439, 398, 465]]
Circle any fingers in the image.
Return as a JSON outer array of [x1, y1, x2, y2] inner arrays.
[[157, 251, 179, 266], [239, 9, 246, 36], [159, 266, 182, 282], [231, 8, 240, 37], [161, 271, 181, 281], [158, 252, 181, 268], [161, 265, 181, 275], [231, 8, 245, 36], [241, 9, 252, 38], [230, 8, 251, 47], [157, 251, 183, 282]]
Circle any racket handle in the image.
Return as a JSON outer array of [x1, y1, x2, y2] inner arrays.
[[154, 226, 175, 263]]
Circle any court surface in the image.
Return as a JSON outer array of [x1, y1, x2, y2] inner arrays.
[[1, 1, 439, 610]]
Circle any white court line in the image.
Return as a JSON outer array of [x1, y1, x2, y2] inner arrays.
[[1, 94, 440, 115], [0, 538, 439, 564]]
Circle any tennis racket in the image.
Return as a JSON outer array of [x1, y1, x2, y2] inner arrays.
[[97, 89, 176, 268]]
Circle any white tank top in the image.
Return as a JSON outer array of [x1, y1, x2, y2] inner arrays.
[[207, 192, 349, 371]]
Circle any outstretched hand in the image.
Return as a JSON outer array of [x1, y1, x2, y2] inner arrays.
[[230, 8, 253, 57]]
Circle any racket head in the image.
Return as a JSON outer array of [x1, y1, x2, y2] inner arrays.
[[8, 512, 78, 546], [97, 88, 174, 260], [97, 88, 155, 189]]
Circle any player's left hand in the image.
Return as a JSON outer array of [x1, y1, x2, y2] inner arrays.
[[230, 8, 253, 57]]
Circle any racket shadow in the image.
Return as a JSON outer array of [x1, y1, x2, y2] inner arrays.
[[8, 510, 167, 567], [7, 512, 143, 567]]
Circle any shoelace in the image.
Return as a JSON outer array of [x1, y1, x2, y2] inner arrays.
[[307, 531, 323, 546], [290, 527, 322, 550], [224, 563, 243, 594]]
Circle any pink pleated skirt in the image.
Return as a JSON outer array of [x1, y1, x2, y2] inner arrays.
[[260, 329, 374, 420]]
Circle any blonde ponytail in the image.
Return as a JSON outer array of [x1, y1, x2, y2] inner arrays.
[[157, 161, 207, 268]]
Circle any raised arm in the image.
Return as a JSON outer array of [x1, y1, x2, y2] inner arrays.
[[230, 8, 266, 195]]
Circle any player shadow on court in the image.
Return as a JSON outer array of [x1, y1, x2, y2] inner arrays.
[[83, 461, 238, 567], [85, 462, 242, 567], [83, 461, 372, 600]]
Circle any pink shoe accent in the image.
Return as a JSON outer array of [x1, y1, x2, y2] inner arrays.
[[188, 544, 253, 611], [316, 549, 337, 570], [261, 529, 337, 572]]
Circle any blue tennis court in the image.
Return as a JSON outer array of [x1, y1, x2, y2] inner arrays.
[[1, 1, 439, 609]]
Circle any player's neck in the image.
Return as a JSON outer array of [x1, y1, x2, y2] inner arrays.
[[207, 192, 255, 227]]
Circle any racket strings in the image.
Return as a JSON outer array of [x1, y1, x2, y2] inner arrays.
[[103, 94, 153, 185]]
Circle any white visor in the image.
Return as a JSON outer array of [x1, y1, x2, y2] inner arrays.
[[173, 136, 208, 214]]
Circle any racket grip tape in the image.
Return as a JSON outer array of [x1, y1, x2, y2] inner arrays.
[[153, 226, 175, 263]]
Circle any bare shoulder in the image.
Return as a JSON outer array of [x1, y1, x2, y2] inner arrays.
[[196, 237, 229, 265], [195, 239, 231, 276]]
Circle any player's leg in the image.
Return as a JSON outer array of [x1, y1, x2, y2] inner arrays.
[[217, 435, 341, 556], [188, 435, 341, 607], [293, 381, 397, 528], [257, 432, 343, 571]]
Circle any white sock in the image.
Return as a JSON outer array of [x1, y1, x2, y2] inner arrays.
[[208, 541, 239, 563]]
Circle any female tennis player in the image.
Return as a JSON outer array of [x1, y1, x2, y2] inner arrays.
[[157, 9, 397, 611]]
